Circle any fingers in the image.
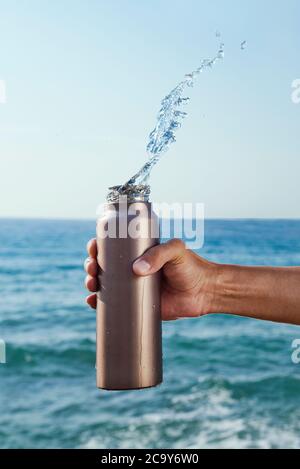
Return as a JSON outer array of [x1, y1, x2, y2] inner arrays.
[[86, 293, 97, 309], [133, 239, 185, 276], [85, 274, 98, 292], [85, 239, 99, 309], [85, 238, 99, 294], [84, 257, 98, 276], [87, 238, 97, 259]]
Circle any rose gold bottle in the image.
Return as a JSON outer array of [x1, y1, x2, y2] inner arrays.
[[96, 187, 162, 390]]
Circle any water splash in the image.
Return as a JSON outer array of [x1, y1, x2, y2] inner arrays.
[[107, 184, 150, 203], [110, 40, 225, 200]]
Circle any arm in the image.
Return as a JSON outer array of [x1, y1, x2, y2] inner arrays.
[[213, 264, 300, 325], [85, 238, 300, 325]]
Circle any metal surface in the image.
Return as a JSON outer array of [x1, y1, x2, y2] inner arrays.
[[96, 201, 162, 390]]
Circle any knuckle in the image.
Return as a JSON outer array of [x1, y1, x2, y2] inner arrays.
[[88, 259, 98, 276], [166, 238, 186, 264], [168, 238, 185, 251], [145, 246, 161, 264]]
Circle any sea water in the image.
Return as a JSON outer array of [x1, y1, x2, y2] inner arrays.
[[1, 219, 300, 448]]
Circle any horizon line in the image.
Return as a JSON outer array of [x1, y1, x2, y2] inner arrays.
[[0, 216, 300, 222]]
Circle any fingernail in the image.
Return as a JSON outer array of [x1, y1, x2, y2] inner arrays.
[[133, 259, 151, 275]]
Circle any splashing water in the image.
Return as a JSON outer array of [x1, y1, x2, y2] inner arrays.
[[108, 41, 225, 201]]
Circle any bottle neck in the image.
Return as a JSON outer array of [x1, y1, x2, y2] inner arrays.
[[107, 185, 150, 203]]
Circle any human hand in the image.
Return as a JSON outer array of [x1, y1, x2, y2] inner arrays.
[[84, 238, 218, 320]]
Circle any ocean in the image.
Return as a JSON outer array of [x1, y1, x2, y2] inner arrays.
[[1, 218, 300, 449]]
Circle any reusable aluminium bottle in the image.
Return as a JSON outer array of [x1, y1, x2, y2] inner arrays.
[[96, 187, 163, 390]]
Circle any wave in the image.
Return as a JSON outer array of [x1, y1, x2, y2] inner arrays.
[[5, 339, 95, 371]]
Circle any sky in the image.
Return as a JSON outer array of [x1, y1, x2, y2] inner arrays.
[[0, 0, 299, 219]]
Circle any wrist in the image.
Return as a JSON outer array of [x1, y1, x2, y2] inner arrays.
[[209, 263, 264, 316], [194, 259, 226, 316], [206, 263, 242, 315]]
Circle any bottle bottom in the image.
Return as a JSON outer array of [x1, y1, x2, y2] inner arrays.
[[97, 380, 163, 392]]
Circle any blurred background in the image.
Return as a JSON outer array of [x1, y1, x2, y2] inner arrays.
[[0, 0, 300, 449]]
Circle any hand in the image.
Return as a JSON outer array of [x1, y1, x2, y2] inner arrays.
[[84, 238, 218, 321], [85, 238, 300, 325]]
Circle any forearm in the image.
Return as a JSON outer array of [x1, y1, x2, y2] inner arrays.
[[211, 264, 300, 325]]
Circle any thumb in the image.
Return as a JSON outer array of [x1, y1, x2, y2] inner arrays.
[[133, 239, 185, 276]]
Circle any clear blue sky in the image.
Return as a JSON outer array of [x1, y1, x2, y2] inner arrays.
[[0, 0, 299, 218]]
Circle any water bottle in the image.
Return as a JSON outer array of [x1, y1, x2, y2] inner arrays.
[[96, 187, 163, 390]]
